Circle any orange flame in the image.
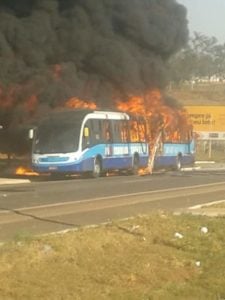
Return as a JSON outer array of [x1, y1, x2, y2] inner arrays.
[[16, 166, 39, 176], [116, 89, 192, 176], [24, 94, 38, 113], [0, 85, 19, 109], [53, 64, 62, 80], [116, 89, 192, 142], [65, 97, 97, 110]]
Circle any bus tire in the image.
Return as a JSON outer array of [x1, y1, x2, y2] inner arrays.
[[92, 157, 102, 178], [175, 155, 182, 171], [130, 154, 139, 175]]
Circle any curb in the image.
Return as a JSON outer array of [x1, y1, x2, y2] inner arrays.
[[186, 199, 225, 217], [0, 178, 31, 185], [195, 161, 215, 164], [188, 208, 225, 217]]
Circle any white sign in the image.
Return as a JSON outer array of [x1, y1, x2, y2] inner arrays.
[[196, 131, 225, 140]]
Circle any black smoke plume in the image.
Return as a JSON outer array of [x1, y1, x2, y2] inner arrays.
[[0, 0, 188, 154]]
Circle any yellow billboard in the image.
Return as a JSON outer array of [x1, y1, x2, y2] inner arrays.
[[185, 106, 225, 132]]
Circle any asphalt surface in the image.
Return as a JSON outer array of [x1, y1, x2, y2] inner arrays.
[[0, 161, 225, 217], [0, 161, 225, 185], [1, 161, 225, 241]]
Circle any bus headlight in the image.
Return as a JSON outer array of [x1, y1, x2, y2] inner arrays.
[[32, 158, 39, 164]]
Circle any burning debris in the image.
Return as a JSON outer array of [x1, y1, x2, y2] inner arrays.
[[15, 166, 39, 176]]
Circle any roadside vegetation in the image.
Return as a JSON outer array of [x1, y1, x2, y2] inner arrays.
[[1, 213, 225, 299], [168, 82, 225, 106], [168, 32, 225, 88]]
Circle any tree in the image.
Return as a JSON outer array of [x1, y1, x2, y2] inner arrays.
[[168, 32, 225, 84]]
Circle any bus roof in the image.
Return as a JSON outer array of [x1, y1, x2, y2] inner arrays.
[[39, 109, 131, 124], [36, 109, 149, 128], [92, 110, 129, 119]]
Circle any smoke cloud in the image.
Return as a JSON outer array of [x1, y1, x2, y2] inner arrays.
[[0, 0, 188, 130]]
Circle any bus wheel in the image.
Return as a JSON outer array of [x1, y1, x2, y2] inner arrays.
[[92, 157, 102, 178], [175, 155, 182, 171], [130, 154, 139, 175]]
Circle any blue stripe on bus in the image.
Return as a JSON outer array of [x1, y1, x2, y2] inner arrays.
[[33, 155, 149, 173], [33, 143, 149, 173], [154, 154, 194, 169], [40, 156, 70, 162], [163, 143, 195, 155], [32, 142, 194, 174]]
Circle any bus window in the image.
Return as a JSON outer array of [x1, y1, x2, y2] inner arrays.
[[82, 121, 91, 149], [90, 119, 101, 145], [83, 119, 105, 149], [111, 120, 120, 143], [102, 120, 112, 143], [129, 120, 139, 142], [111, 120, 128, 143], [129, 117, 147, 143], [138, 119, 147, 142], [84, 126, 89, 138], [121, 120, 129, 142]]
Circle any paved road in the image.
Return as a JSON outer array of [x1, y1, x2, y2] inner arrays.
[[0, 165, 225, 241]]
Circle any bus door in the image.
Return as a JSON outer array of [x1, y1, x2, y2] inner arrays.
[[129, 117, 148, 151], [110, 119, 130, 169], [101, 119, 130, 169], [82, 119, 105, 170], [101, 119, 114, 168]]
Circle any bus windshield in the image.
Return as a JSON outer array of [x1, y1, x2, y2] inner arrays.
[[33, 121, 81, 154]]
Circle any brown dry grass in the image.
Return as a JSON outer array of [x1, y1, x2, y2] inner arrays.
[[1, 213, 225, 299], [167, 82, 225, 106], [203, 201, 225, 209]]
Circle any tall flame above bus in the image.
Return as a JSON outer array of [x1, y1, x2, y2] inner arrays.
[[65, 98, 97, 110], [116, 90, 192, 142]]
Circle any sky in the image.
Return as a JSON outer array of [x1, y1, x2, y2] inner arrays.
[[178, 0, 225, 44]]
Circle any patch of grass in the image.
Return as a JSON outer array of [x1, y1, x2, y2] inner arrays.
[[0, 213, 225, 299], [195, 146, 225, 162], [168, 82, 225, 105], [202, 201, 225, 209], [13, 230, 35, 243]]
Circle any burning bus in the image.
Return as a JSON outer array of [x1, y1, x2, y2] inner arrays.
[[29, 109, 149, 177], [0, 0, 191, 177], [28, 93, 195, 177]]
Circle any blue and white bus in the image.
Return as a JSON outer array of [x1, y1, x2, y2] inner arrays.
[[153, 139, 195, 171], [30, 109, 149, 177], [152, 129, 195, 171]]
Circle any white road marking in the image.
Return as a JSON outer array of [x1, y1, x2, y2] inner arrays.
[[1, 181, 225, 214], [123, 178, 152, 183], [189, 199, 225, 210]]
